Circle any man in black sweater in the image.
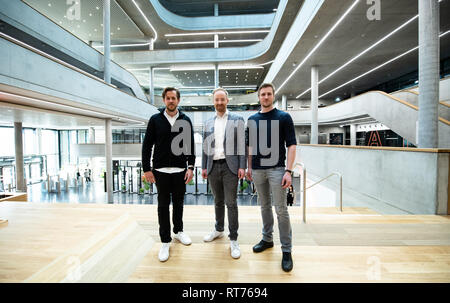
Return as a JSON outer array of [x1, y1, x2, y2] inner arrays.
[[142, 87, 195, 262]]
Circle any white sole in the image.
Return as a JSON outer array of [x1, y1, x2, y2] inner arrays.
[[203, 233, 225, 242]]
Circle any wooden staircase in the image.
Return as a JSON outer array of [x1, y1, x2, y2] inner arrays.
[[24, 212, 154, 283]]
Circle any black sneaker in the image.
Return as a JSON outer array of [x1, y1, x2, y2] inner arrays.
[[252, 239, 274, 253], [282, 252, 293, 272]]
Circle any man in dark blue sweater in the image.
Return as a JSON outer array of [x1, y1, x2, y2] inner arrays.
[[246, 83, 297, 272], [142, 87, 195, 262]]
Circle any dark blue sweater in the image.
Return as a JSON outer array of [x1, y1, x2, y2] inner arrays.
[[246, 108, 297, 169]]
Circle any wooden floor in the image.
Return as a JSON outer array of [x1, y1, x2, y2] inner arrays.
[[0, 202, 449, 283]]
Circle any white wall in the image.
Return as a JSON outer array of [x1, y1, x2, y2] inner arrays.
[[296, 145, 449, 215]]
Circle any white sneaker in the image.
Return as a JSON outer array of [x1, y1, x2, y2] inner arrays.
[[173, 232, 192, 245], [203, 230, 224, 242], [158, 242, 170, 262], [230, 240, 240, 259]]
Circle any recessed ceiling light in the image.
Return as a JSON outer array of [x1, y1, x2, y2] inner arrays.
[[89, 13, 92, 17], [96, 6, 99, 10], [276, 0, 359, 93], [48, 3, 51, 7]]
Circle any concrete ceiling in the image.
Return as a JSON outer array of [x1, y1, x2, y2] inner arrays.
[[23, 0, 146, 43], [20, 0, 302, 95], [158, 0, 279, 17], [0, 87, 139, 129], [271, 0, 450, 101], [18, 0, 450, 102]]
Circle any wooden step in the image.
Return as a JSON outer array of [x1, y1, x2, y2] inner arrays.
[[24, 213, 154, 282]]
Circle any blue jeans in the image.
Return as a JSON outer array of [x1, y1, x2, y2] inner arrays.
[[252, 167, 292, 252]]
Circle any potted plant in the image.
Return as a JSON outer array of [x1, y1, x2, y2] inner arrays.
[[142, 176, 151, 193], [121, 184, 126, 193], [240, 180, 249, 193]]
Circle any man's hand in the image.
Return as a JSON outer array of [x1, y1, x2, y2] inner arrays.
[[238, 168, 245, 179], [246, 168, 253, 181], [185, 169, 194, 184], [144, 171, 156, 183], [201, 169, 208, 179], [281, 172, 292, 189]]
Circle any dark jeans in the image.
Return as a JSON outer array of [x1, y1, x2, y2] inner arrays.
[[154, 170, 186, 243], [208, 161, 239, 241]]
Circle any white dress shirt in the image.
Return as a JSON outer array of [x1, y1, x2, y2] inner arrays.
[[213, 110, 229, 160], [155, 110, 185, 174]]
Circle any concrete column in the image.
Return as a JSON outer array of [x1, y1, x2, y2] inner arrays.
[[281, 95, 287, 111], [214, 63, 219, 88], [105, 119, 113, 202], [149, 67, 155, 104], [149, 38, 154, 51], [310, 66, 319, 144], [214, 34, 219, 48], [14, 122, 25, 192], [418, 0, 439, 148], [88, 127, 95, 144], [350, 124, 357, 146], [37, 128, 43, 155], [103, 0, 111, 84], [214, 3, 219, 16]]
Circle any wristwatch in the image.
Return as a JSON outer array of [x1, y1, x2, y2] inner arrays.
[[188, 165, 194, 171], [285, 169, 293, 176]]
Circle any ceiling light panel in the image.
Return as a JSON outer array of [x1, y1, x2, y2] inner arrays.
[[23, 0, 145, 44]]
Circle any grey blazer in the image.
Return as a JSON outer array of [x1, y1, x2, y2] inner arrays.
[[202, 112, 247, 175]]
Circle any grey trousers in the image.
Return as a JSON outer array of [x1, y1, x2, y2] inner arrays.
[[252, 167, 292, 252], [208, 161, 239, 241]]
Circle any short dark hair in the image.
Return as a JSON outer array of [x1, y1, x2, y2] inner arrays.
[[162, 87, 180, 100], [257, 83, 275, 96]]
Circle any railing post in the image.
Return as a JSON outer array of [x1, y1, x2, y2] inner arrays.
[[303, 170, 306, 223], [339, 175, 343, 212]]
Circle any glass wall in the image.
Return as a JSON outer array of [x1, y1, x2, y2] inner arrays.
[[0, 128, 14, 157], [41, 129, 59, 175], [112, 128, 147, 144]]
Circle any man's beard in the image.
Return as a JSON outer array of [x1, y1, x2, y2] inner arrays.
[[166, 104, 177, 111]]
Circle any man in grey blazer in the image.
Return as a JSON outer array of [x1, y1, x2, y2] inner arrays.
[[201, 87, 246, 259]]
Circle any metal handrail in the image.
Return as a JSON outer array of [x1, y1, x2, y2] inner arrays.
[[293, 162, 343, 223]]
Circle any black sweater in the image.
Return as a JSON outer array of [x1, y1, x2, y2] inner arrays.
[[141, 108, 195, 172]]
